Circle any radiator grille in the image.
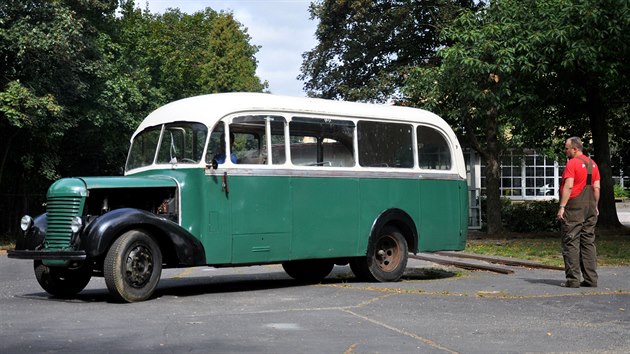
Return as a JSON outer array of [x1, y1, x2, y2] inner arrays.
[[45, 196, 82, 250]]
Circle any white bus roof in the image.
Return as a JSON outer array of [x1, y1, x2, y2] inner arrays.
[[133, 92, 453, 139]]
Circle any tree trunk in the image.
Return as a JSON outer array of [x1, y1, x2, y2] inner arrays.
[[484, 107, 504, 234], [586, 82, 622, 229], [0, 129, 18, 190]]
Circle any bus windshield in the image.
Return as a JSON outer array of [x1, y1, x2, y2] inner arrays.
[[126, 122, 208, 171]]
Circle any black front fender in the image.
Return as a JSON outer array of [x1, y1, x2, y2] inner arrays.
[[82, 208, 206, 266], [13, 213, 47, 251]]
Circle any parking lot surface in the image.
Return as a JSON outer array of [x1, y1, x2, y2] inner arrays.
[[2, 254, 629, 353]]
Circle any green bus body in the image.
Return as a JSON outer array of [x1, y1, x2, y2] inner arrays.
[[10, 93, 468, 302], [124, 168, 467, 265]]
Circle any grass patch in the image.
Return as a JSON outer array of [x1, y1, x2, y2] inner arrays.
[[466, 235, 630, 267], [0, 234, 15, 252]]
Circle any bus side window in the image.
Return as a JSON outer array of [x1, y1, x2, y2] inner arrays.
[[289, 117, 355, 167], [230, 115, 286, 165], [357, 121, 413, 168], [206, 122, 226, 164], [417, 126, 451, 170]]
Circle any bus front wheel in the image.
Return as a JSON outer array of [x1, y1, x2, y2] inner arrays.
[[104, 230, 162, 302], [34, 260, 92, 298], [351, 225, 408, 282]]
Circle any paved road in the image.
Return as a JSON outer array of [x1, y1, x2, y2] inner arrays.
[[1, 255, 629, 354], [617, 201, 630, 226]]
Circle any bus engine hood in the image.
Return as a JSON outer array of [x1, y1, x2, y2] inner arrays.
[[77, 176, 178, 190], [49, 176, 178, 196]]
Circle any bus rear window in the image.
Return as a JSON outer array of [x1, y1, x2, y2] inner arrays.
[[417, 126, 451, 170]]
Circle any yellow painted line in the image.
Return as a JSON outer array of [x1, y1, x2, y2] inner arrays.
[[474, 290, 630, 299], [319, 283, 468, 297], [343, 343, 358, 354], [320, 283, 630, 299], [173, 267, 194, 279]]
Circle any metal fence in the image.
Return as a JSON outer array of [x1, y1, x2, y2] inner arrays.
[[469, 188, 482, 230]]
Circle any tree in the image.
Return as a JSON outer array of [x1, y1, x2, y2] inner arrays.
[[404, 0, 629, 231], [60, 3, 268, 177], [403, 1, 529, 233], [0, 0, 269, 236], [128, 6, 267, 103], [0, 0, 118, 186], [300, 0, 479, 102], [537, 0, 630, 228]]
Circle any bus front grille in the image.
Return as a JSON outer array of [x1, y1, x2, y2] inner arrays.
[[45, 196, 82, 250]]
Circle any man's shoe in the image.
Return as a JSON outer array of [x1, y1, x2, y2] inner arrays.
[[560, 281, 580, 288], [580, 281, 597, 288]]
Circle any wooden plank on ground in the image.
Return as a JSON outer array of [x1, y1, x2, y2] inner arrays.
[[435, 251, 564, 271], [410, 254, 514, 274]]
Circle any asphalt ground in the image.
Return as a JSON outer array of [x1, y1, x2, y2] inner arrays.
[[617, 201, 630, 226], [1, 254, 629, 354]]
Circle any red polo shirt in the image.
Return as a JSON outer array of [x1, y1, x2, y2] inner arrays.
[[561, 155, 600, 199]]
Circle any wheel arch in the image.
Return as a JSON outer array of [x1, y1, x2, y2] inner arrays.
[[369, 208, 418, 254], [82, 208, 206, 267]]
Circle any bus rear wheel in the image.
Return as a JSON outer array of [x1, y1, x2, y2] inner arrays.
[[350, 225, 408, 282], [282, 259, 334, 283], [104, 230, 162, 302], [34, 260, 92, 298]]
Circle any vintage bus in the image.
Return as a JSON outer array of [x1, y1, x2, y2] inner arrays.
[[10, 93, 468, 302]]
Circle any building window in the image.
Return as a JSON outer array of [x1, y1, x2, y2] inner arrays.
[[479, 151, 564, 200]]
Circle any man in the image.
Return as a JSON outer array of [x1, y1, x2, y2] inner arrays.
[[215, 132, 238, 164], [556, 137, 600, 288]]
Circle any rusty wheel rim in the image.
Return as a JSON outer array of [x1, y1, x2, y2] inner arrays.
[[374, 234, 402, 272]]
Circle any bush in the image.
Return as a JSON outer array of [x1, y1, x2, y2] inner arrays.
[[614, 184, 628, 199], [501, 200, 560, 232]]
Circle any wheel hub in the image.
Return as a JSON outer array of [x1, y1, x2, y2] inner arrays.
[[375, 235, 401, 272], [125, 245, 153, 288]]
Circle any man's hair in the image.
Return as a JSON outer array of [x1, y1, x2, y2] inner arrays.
[[568, 136, 584, 151]]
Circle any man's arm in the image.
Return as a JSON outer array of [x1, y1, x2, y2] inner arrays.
[[593, 180, 600, 215], [557, 178, 574, 220]]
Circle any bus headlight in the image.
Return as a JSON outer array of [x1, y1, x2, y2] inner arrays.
[[70, 216, 83, 233], [20, 215, 34, 232]]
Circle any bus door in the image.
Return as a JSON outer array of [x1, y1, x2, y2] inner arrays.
[[227, 116, 292, 264], [203, 121, 234, 264]]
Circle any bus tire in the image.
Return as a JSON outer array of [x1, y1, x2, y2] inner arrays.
[[104, 230, 162, 303], [282, 259, 334, 283], [34, 260, 92, 298], [351, 225, 408, 282]]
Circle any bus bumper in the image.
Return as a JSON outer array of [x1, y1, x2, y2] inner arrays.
[[7, 249, 87, 261]]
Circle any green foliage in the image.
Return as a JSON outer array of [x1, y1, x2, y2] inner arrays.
[[117, 5, 266, 105], [300, 0, 479, 101], [0, 81, 62, 130], [614, 184, 628, 199], [479, 198, 560, 232], [501, 201, 560, 233], [0, 0, 268, 235], [403, 0, 630, 230]]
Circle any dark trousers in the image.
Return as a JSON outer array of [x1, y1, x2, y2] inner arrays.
[[560, 187, 598, 285]]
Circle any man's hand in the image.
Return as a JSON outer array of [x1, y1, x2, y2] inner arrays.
[[557, 207, 565, 220]]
